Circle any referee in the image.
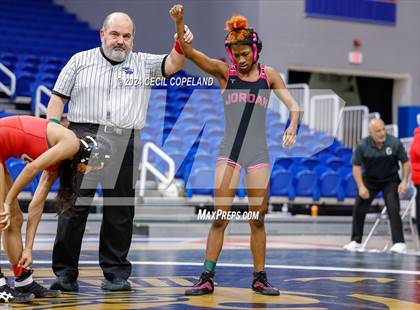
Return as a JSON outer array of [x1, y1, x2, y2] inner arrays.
[[344, 118, 410, 254], [47, 12, 193, 291]]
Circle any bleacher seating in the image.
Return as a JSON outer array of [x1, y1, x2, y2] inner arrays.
[[142, 71, 356, 201], [0, 0, 99, 105]]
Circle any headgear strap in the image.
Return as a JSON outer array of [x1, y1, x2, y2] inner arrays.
[[224, 28, 262, 65]]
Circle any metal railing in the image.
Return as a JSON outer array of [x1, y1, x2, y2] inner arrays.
[[309, 94, 340, 136], [35, 85, 52, 117], [368, 112, 380, 120], [401, 137, 413, 153], [385, 124, 399, 137], [338, 106, 369, 149], [0, 62, 16, 97], [139, 142, 175, 197], [287, 83, 310, 124]]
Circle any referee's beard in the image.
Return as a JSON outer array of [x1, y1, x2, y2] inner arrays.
[[102, 42, 132, 62]]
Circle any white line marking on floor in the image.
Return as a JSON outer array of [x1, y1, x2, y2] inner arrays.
[[2, 260, 418, 276]]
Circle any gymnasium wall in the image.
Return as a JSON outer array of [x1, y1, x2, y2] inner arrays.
[[54, 0, 420, 105]]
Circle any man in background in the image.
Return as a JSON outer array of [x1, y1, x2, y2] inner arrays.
[[344, 118, 410, 253]]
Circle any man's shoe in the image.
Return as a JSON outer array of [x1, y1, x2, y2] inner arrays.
[[185, 271, 214, 296], [101, 278, 131, 291], [16, 281, 61, 298], [252, 271, 280, 296], [343, 241, 362, 252], [390, 242, 407, 254], [0, 284, 34, 303], [50, 277, 79, 292]]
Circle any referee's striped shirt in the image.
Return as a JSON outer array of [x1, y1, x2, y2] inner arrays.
[[53, 47, 167, 129]]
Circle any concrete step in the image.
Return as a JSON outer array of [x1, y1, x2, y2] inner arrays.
[[31, 212, 390, 238]]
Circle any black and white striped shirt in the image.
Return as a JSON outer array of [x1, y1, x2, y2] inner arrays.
[[53, 47, 166, 129]]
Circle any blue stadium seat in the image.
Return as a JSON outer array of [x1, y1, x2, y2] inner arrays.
[[186, 167, 214, 197], [206, 128, 224, 138], [294, 170, 318, 199], [334, 146, 353, 164], [269, 144, 287, 161], [19, 54, 40, 65], [205, 118, 224, 131], [338, 166, 352, 178], [15, 62, 38, 74], [196, 140, 213, 154], [170, 153, 191, 179], [284, 145, 309, 158], [266, 116, 282, 129], [39, 64, 61, 75], [182, 116, 199, 129], [326, 157, 345, 170], [318, 170, 343, 200], [0, 53, 18, 64], [272, 157, 293, 171], [50, 178, 60, 192], [298, 125, 310, 135], [0, 59, 16, 71], [236, 172, 247, 198], [15, 73, 36, 97], [7, 159, 39, 194], [35, 72, 57, 85], [41, 56, 64, 67], [343, 173, 357, 198], [191, 152, 215, 170], [296, 134, 313, 144], [270, 169, 294, 199], [206, 135, 223, 149], [300, 157, 320, 170]]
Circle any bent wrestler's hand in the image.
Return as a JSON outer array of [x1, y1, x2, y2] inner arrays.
[[18, 248, 33, 268], [0, 203, 11, 231]]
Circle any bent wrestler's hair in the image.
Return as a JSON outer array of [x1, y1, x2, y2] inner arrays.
[[225, 15, 252, 43], [55, 134, 112, 214], [55, 160, 78, 214]]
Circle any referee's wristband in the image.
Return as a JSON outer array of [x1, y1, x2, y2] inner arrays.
[[48, 117, 61, 125], [173, 40, 183, 54]]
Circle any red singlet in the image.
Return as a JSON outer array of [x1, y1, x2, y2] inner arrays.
[[0, 115, 60, 172]]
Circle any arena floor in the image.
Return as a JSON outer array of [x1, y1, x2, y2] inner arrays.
[[2, 235, 420, 309]]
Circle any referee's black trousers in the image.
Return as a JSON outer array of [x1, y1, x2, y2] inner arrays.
[[351, 179, 405, 244], [52, 123, 139, 281]]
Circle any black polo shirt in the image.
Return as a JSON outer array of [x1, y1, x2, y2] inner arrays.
[[352, 134, 408, 183]]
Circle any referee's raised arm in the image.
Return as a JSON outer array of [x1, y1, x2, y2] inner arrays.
[[163, 23, 194, 76]]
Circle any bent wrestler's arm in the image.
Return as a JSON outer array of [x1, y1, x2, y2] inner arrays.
[[266, 67, 300, 147], [25, 171, 58, 251], [4, 137, 79, 209]]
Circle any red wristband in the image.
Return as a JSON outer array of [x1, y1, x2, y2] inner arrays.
[[173, 40, 183, 54]]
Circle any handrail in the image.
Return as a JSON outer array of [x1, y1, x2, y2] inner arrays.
[[308, 94, 340, 136], [139, 142, 175, 197], [0, 62, 16, 96], [35, 85, 52, 117], [287, 83, 310, 124]]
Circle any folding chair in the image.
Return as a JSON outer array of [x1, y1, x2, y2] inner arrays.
[[361, 187, 418, 252]]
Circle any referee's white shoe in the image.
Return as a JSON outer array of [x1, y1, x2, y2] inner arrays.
[[343, 241, 362, 252], [389, 243, 407, 254]]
